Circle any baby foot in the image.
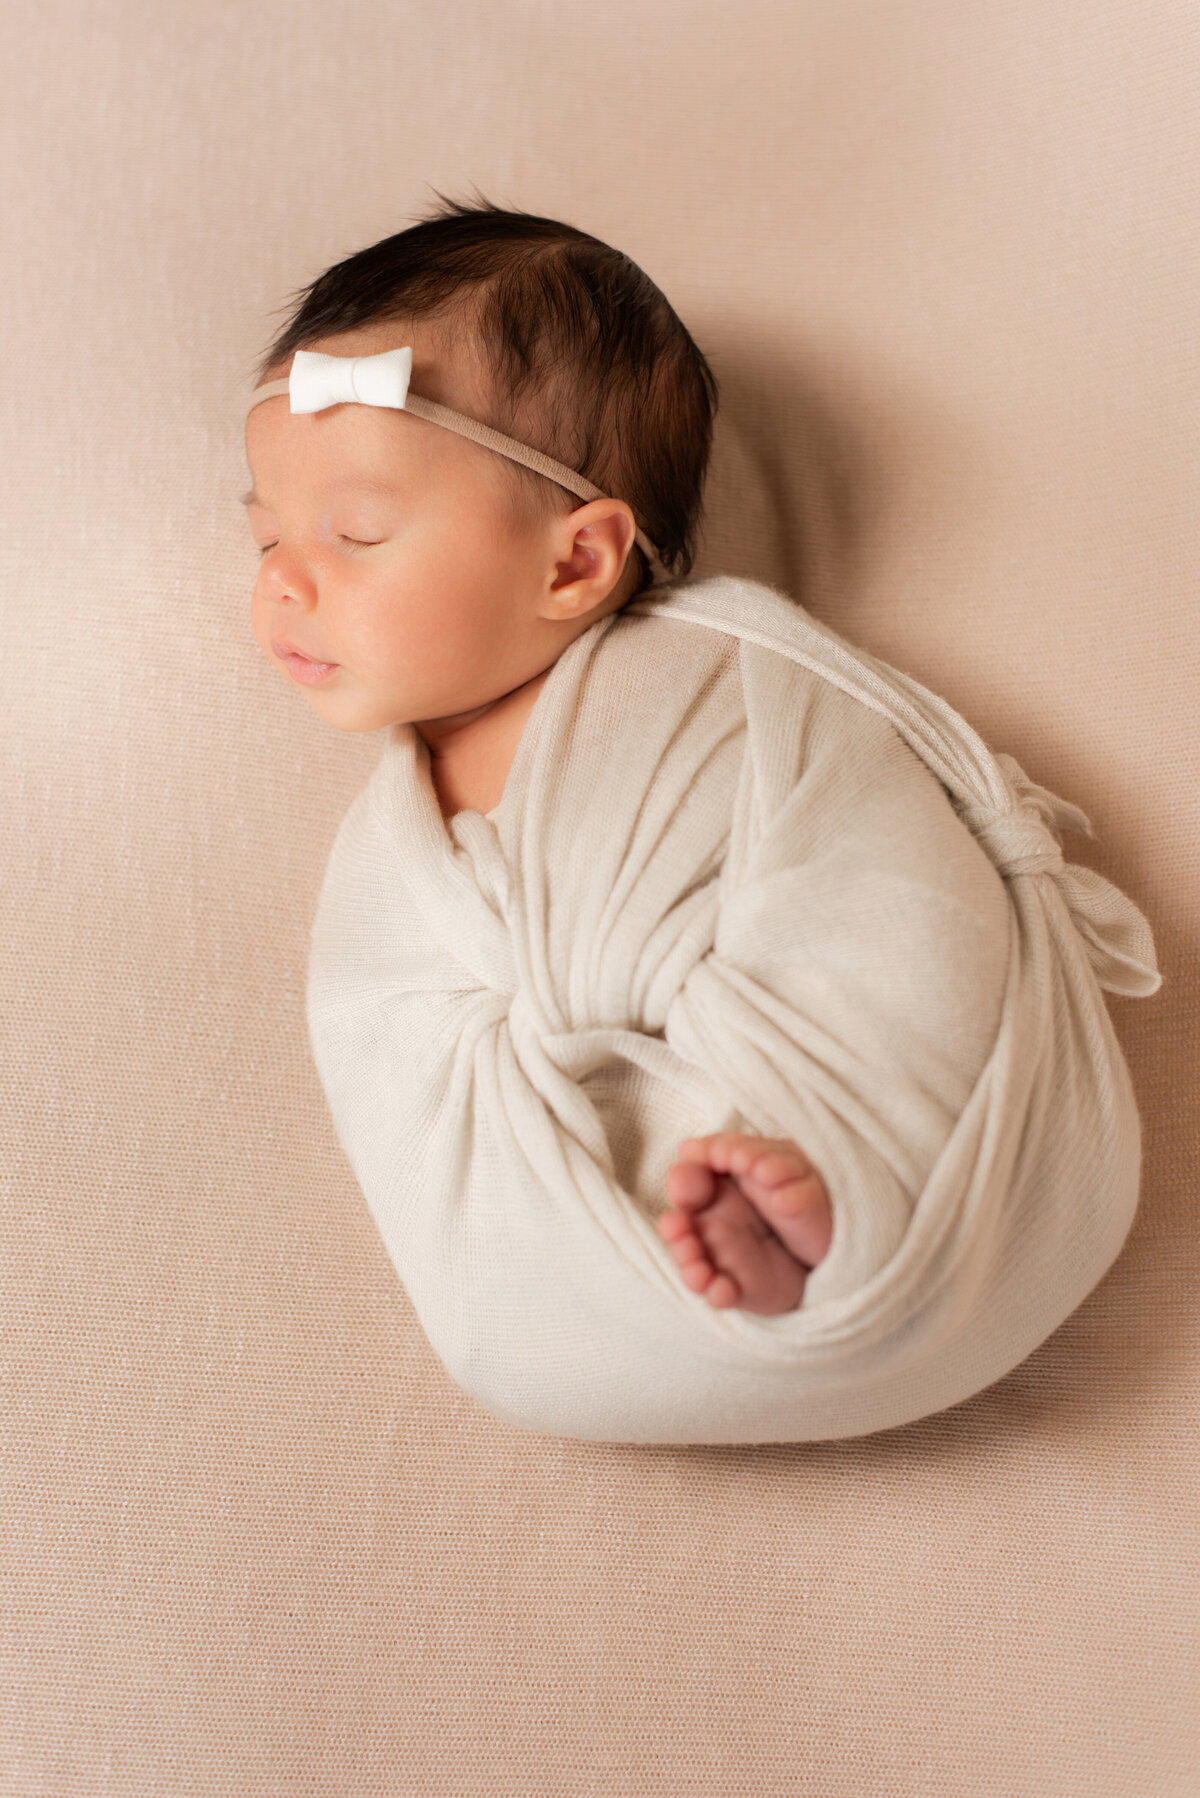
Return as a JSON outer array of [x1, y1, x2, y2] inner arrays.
[[656, 1133, 833, 1316]]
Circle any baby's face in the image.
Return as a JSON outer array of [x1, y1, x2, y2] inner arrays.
[[244, 321, 638, 739]]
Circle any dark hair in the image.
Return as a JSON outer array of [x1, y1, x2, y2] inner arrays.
[[253, 191, 719, 590]]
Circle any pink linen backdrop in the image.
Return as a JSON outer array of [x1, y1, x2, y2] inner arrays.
[[1, 1, 1196, 1792]]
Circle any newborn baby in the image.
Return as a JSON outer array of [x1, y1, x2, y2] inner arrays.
[[242, 198, 1159, 1443], [244, 225, 833, 1321]]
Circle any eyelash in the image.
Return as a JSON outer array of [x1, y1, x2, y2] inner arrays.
[[257, 536, 380, 555]]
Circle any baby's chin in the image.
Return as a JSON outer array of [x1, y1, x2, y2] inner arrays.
[[298, 686, 438, 738], [288, 679, 394, 733], [286, 664, 508, 739]]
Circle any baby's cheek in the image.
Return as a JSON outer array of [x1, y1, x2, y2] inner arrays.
[[248, 591, 274, 656]]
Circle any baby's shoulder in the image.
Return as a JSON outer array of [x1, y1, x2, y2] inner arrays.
[[607, 582, 899, 757], [602, 601, 743, 683]]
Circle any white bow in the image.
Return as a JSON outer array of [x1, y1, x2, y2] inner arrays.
[[288, 346, 413, 414]]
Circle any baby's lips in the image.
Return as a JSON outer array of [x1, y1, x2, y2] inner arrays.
[[272, 634, 337, 664]]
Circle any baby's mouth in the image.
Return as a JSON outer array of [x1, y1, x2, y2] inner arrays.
[[272, 638, 340, 684]]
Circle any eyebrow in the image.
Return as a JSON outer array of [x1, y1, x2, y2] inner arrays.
[[240, 477, 398, 508]]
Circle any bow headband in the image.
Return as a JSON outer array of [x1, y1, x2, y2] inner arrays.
[[245, 345, 666, 576]]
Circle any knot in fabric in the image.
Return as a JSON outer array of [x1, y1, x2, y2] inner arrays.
[[955, 805, 1065, 879], [505, 984, 554, 1058], [954, 751, 1090, 882]]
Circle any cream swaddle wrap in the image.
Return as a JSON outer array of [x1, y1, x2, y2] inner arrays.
[[306, 574, 1160, 1444]]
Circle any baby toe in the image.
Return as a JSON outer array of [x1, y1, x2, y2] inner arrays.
[[665, 1159, 717, 1207], [703, 1271, 742, 1309]]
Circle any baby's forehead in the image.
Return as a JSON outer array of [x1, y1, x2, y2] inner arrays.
[[244, 397, 426, 502], [242, 463, 402, 508], [245, 386, 531, 522]]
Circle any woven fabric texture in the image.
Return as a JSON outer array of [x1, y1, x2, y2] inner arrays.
[[307, 574, 1157, 1443], [1, 0, 1196, 1792]]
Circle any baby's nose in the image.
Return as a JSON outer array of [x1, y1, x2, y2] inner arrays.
[[260, 552, 316, 607]]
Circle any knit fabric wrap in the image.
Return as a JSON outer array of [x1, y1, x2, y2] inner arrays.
[[306, 575, 1161, 1444]]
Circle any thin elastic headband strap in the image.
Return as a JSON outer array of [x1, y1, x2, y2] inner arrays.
[[245, 376, 667, 579]]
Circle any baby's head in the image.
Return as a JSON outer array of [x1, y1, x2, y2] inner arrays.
[[243, 194, 718, 738]]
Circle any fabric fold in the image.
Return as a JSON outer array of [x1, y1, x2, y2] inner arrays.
[[306, 575, 1160, 1443]]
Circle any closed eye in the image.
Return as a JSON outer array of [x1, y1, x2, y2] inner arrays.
[[255, 537, 382, 555]]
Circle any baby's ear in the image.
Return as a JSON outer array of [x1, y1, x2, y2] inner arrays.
[[547, 499, 636, 608]]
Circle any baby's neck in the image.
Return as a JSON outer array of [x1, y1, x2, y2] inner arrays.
[[421, 665, 553, 822], [416, 574, 640, 822]]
